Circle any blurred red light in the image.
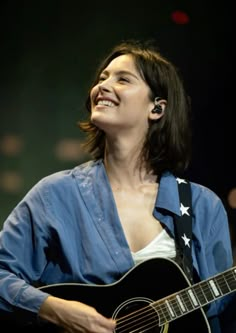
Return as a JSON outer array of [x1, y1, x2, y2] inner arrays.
[[171, 10, 190, 24]]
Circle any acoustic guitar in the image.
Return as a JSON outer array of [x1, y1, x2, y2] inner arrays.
[[2, 257, 236, 332]]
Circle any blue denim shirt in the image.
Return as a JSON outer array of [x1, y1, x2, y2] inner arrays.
[[0, 159, 233, 322]]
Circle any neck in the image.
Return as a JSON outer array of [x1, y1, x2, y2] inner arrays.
[[103, 134, 158, 189], [103, 146, 156, 190]]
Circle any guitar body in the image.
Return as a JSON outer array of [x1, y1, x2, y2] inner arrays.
[[1, 258, 212, 332]]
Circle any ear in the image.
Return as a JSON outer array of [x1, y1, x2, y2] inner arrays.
[[148, 99, 167, 120]]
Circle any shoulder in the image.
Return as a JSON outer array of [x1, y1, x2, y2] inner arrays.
[[25, 159, 98, 197], [189, 180, 225, 211], [39, 159, 98, 184], [161, 172, 223, 206], [188, 180, 229, 237], [164, 172, 227, 219]]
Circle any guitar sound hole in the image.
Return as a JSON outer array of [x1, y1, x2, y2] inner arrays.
[[113, 297, 165, 333]]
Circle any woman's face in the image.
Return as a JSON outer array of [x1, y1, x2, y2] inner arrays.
[[90, 54, 156, 137]]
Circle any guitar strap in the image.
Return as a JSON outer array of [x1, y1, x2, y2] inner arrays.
[[174, 178, 194, 284]]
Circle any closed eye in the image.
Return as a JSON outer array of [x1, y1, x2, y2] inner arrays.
[[97, 75, 130, 84], [98, 75, 106, 83], [118, 76, 130, 83]]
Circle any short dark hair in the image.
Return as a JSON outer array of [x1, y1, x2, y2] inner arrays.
[[79, 39, 192, 176]]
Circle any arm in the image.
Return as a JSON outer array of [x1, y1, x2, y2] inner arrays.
[[0, 196, 50, 314], [192, 184, 234, 319], [0, 178, 116, 332], [38, 296, 116, 332]]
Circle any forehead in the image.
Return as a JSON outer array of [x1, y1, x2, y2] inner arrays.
[[102, 54, 139, 74]]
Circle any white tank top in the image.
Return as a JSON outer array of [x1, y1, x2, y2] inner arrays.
[[132, 229, 176, 265]]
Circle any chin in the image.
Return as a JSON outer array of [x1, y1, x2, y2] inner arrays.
[[91, 115, 106, 130]]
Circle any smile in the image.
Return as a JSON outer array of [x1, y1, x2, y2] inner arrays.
[[97, 100, 116, 107]]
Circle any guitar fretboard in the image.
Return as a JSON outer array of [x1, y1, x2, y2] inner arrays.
[[154, 267, 236, 325]]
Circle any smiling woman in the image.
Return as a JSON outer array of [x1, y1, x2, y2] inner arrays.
[[0, 39, 234, 333], [90, 54, 159, 138], [80, 40, 192, 177]]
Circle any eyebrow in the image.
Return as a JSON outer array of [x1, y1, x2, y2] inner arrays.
[[101, 69, 140, 80]]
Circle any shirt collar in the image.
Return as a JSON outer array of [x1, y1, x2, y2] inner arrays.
[[73, 160, 181, 217], [156, 172, 181, 216]]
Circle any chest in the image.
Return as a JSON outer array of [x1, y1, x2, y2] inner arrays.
[[112, 184, 163, 252]]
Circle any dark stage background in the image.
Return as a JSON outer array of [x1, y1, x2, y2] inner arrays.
[[0, 1, 235, 257]]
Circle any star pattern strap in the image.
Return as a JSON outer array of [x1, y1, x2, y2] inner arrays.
[[175, 177, 193, 283]]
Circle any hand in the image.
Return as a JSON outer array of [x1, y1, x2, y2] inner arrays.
[[39, 296, 116, 333]]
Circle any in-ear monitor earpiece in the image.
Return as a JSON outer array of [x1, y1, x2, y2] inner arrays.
[[151, 97, 163, 114]]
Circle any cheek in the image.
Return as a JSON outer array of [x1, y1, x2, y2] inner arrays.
[[90, 86, 98, 103], [126, 92, 150, 111]]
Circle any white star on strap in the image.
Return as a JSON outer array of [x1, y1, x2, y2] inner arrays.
[[176, 177, 187, 184], [180, 203, 190, 216], [181, 233, 191, 248]]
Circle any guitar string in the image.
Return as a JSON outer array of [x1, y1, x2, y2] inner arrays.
[[114, 273, 236, 333], [115, 270, 236, 325], [116, 306, 164, 333], [113, 273, 236, 333], [114, 271, 236, 333]]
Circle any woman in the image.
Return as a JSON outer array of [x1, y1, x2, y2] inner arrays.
[[0, 40, 234, 332]]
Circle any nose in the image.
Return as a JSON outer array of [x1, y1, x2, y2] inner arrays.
[[98, 78, 112, 92]]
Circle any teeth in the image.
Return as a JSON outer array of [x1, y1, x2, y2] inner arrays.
[[97, 100, 115, 107]]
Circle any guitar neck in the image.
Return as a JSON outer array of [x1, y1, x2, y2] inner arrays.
[[154, 266, 236, 325]]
